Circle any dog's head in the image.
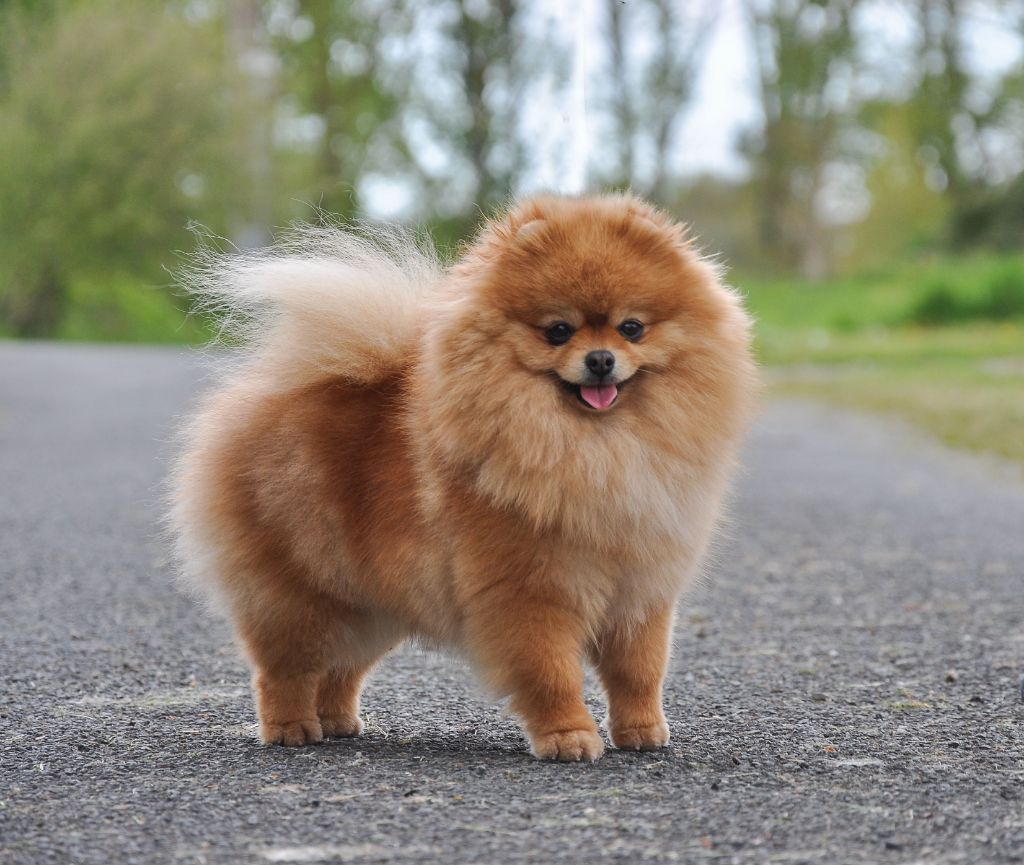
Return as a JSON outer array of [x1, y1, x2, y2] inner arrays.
[[417, 194, 756, 532]]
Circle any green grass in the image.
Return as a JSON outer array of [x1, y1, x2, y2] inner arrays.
[[770, 356, 1024, 465], [737, 252, 1024, 336], [0, 274, 213, 344], [55, 275, 212, 344], [755, 321, 1024, 367], [740, 254, 1024, 466]]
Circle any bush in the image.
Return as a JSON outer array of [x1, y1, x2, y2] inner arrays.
[[906, 260, 1024, 325], [981, 262, 1024, 319], [55, 275, 211, 344], [908, 279, 969, 325], [0, 1, 241, 338]]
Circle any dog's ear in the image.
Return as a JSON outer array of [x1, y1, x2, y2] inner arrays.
[[506, 198, 548, 236], [514, 217, 546, 241], [619, 196, 690, 248], [463, 200, 549, 269], [490, 200, 550, 249], [619, 197, 667, 232]]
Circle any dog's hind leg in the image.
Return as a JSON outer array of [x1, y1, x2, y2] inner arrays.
[[237, 586, 353, 747], [253, 668, 324, 746], [316, 616, 403, 738]]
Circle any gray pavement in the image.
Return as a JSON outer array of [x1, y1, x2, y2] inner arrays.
[[1, 340, 1022, 865]]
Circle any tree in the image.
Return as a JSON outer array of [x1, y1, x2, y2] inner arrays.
[[844, 102, 949, 268], [905, 0, 1024, 248], [601, 0, 717, 202], [0, 1, 243, 336], [270, 0, 405, 221], [907, 0, 969, 209], [391, 0, 529, 242], [743, 0, 860, 277], [226, 0, 277, 249]]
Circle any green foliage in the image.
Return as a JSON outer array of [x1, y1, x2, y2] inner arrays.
[[843, 104, 948, 269], [910, 279, 962, 325], [752, 248, 1024, 466], [987, 263, 1024, 318], [53, 275, 212, 344], [907, 260, 1024, 325], [271, 0, 405, 220], [742, 252, 1024, 365], [952, 172, 1024, 250], [0, 0, 243, 336], [742, 0, 858, 276]]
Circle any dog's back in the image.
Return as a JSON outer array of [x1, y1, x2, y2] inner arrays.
[[170, 223, 443, 619]]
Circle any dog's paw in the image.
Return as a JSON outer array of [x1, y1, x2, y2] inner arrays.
[[260, 718, 323, 747], [320, 714, 363, 738], [530, 728, 605, 762], [611, 720, 670, 751]]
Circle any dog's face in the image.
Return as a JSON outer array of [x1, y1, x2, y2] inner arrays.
[[499, 268, 685, 415], [455, 195, 734, 421]]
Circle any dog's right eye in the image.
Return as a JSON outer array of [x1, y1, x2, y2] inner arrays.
[[544, 322, 574, 346]]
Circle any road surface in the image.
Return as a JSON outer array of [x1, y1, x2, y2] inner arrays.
[[1, 342, 1022, 864]]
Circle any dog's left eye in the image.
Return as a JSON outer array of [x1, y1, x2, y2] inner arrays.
[[618, 319, 645, 341]]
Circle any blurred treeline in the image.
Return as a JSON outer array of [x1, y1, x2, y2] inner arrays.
[[1, 0, 1023, 340]]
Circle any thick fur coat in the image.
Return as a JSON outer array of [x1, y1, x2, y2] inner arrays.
[[171, 194, 757, 761]]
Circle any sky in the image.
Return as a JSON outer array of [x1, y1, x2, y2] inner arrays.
[[582, 0, 1021, 182], [364, 0, 1024, 218], [654, 0, 761, 181]]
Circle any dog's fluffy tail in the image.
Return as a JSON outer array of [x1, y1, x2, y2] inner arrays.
[[182, 221, 443, 388]]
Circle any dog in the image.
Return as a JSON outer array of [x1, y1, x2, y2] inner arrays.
[[171, 193, 757, 761]]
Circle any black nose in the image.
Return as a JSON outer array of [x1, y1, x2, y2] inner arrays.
[[585, 349, 616, 378]]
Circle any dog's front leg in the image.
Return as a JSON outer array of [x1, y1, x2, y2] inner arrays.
[[463, 581, 604, 762], [592, 604, 672, 751]]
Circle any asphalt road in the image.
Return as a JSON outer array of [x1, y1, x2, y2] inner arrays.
[[1, 341, 1022, 865]]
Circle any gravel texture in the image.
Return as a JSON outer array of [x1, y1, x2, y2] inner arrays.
[[1, 341, 1022, 865]]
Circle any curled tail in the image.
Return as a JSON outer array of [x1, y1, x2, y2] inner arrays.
[[182, 221, 443, 387]]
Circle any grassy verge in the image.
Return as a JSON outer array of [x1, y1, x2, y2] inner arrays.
[[738, 252, 1024, 335], [740, 256, 1024, 467], [767, 342, 1024, 465]]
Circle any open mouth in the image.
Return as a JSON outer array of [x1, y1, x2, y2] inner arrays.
[[558, 377, 626, 411]]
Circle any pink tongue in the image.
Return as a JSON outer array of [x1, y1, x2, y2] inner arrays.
[[579, 383, 618, 410]]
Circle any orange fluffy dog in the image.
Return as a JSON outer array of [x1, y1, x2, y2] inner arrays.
[[172, 194, 756, 762]]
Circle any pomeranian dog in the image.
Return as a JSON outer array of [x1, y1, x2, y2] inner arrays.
[[171, 193, 756, 762]]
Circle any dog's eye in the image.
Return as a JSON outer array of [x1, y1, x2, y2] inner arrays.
[[544, 322, 574, 346], [618, 319, 645, 341]]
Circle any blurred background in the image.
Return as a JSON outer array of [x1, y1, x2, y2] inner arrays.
[[1, 0, 1022, 463]]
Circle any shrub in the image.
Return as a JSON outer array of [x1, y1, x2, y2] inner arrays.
[[908, 279, 968, 325], [980, 262, 1024, 320], [906, 260, 1024, 325]]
